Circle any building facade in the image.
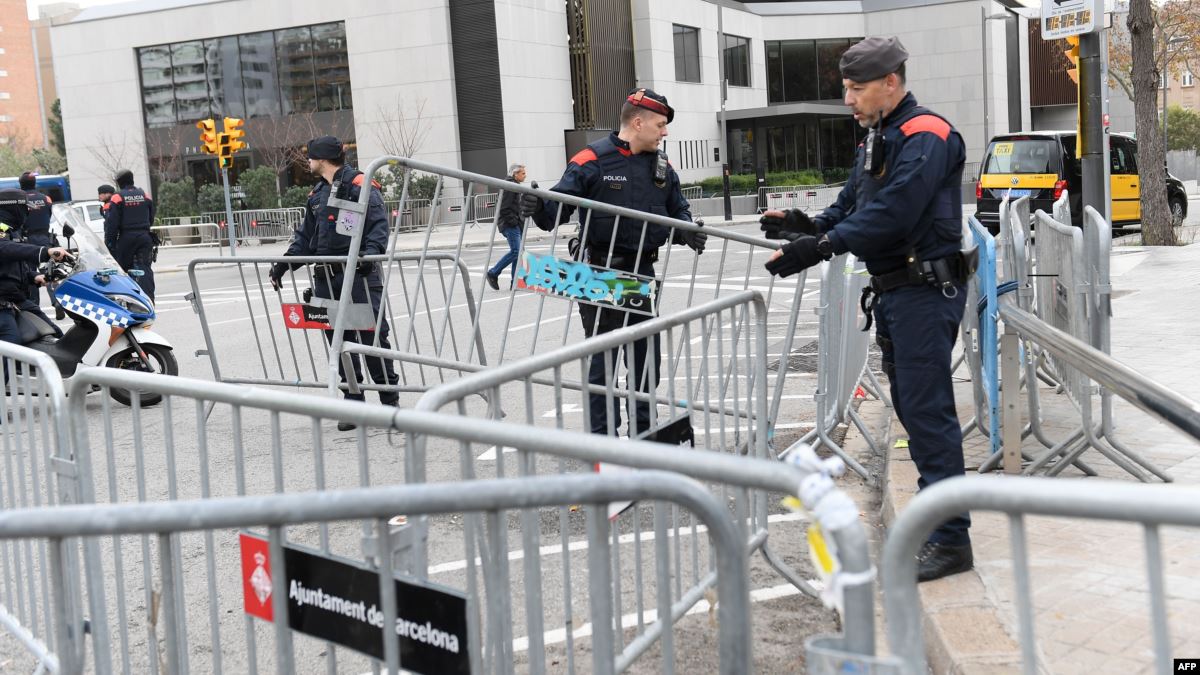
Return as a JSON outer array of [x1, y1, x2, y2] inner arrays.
[[0, 0, 49, 148], [52, 0, 1037, 198]]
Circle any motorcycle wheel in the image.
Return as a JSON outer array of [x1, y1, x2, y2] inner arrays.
[[104, 344, 179, 407]]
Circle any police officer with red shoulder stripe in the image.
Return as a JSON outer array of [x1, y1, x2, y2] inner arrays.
[[530, 88, 706, 439], [762, 36, 975, 583], [19, 172, 54, 306], [269, 136, 399, 430], [104, 169, 157, 301]]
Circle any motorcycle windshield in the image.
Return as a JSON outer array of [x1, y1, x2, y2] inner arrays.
[[52, 204, 123, 272]]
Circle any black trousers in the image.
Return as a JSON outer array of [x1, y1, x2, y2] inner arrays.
[[114, 231, 156, 302], [579, 303, 660, 436], [313, 268, 399, 404]]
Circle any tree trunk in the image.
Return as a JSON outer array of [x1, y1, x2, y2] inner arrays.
[[1129, 0, 1179, 246]]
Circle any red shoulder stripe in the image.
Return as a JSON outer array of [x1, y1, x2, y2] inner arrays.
[[616, 147, 632, 157], [110, 193, 123, 204], [900, 115, 950, 141], [350, 174, 382, 190], [570, 148, 598, 166]]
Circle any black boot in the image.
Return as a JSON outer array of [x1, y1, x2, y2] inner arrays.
[[916, 541, 974, 582]]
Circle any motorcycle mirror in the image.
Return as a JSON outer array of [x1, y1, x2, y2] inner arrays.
[[61, 224, 75, 239]]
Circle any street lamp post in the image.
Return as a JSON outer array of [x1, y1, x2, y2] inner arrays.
[[1162, 36, 1188, 152], [981, 5, 1014, 148]]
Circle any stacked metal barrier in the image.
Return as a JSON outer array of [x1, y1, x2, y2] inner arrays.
[[758, 183, 846, 213], [200, 207, 306, 244]]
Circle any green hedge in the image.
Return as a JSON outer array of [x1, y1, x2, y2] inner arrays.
[[682, 169, 847, 197]]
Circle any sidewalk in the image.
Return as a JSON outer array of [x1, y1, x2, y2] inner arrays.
[[867, 240, 1200, 672], [151, 214, 765, 275]]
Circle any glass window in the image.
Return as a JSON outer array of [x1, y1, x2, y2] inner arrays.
[[171, 41, 210, 123], [138, 46, 176, 127], [984, 139, 1058, 174], [311, 22, 352, 111], [204, 36, 245, 119], [239, 31, 281, 118], [1185, 71, 1194, 87], [722, 34, 750, 87], [276, 27, 317, 114], [766, 42, 783, 102], [816, 39, 853, 100], [781, 40, 817, 102], [673, 24, 701, 83]]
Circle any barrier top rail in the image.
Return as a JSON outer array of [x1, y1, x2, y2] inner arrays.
[[0, 471, 751, 675], [413, 290, 765, 413], [882, 476, 1200, 673], [998, 302, 1200, 444]]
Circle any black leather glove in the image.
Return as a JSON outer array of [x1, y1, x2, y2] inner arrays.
[[673, 219, 707, 254], [355, 261, 376, 276], [268, 262, 288, 291], [760, 209, 817, 241], [764, 235, 829, 278], [519, 193, 541, 219]]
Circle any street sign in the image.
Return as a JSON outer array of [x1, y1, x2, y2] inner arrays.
[[1042, 0, 1100, 39], [240, 534, 469, 673]]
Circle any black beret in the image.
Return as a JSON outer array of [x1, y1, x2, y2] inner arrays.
[[839, 36, 909, 83], [307, 136, 344, 160], [97, 184, 116, 195], [626, 88, 674, 124]]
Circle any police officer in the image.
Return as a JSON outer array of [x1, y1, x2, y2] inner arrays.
[[19, 172, 54, 306], [530, 88, 707, 438], [0, 189, 71, 349], [761, 37, 973, 582], [97, 184, 115, 214], [104, 170, 156, 301], [269, 136, 400, 431]]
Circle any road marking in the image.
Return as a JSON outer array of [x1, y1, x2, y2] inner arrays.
[[477, 446, 517, 460], [427, 512, 806, 576], [511, 582, 807, 653]]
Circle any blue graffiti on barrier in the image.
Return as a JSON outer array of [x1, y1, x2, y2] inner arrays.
[[515, 251, 654, 312]]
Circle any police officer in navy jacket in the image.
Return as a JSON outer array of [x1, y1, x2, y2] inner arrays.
[[762, 36, 974, 583], [531, 88, 707, 438], [19, 172, 53, 305], [104, 169, 157, 301]]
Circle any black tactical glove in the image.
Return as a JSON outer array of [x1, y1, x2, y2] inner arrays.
[[673, 219, 707, 254], [355, 261, 376, 276], [268, 262, 289, 291], [519, 193, 541, 219], [764, 235, 829, 278], [760, 209, 817, 241]]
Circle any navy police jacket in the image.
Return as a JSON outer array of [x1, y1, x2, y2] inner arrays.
[[23, 190, 53, 247], [0, 221, 47, 302], [532, 133, 692, 257], [103, 187, 156, 249], [818, 93, 965, 275], [285, 165, 389, 260]]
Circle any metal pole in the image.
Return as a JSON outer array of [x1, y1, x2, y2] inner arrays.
[[1080, 31, 1106, 218], [718, 3, 732, 221], [982, 4, 990, 147], [221, 166, 238, 256]]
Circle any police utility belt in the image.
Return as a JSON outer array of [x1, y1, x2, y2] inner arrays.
[[859, 247, 978, 331]]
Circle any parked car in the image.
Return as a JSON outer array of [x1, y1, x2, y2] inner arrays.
[[974, 131, 1187, 232]]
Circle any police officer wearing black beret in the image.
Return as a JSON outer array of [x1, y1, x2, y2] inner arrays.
[[530, 87, 707, 439], [269, 136, 400, 430], [0, 189, 71, 350], [762, 36, 974, 582]]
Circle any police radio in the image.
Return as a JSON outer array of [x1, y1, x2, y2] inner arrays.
[[654, 147, 669, 188], [862, 110, 886, 176]]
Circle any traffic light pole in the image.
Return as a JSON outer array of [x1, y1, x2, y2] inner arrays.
[[1079, 31, 1105, 221], [221, 166, 238, 255]]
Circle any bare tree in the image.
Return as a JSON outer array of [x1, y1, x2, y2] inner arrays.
[[146, 125, 186, 185], [88, 131, 135, 182], [255, 112, 321, 202], [1129, 0, 1179, 245], [374, 96, 432, 159]]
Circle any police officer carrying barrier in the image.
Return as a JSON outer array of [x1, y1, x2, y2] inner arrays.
[[530, 87, 707, 439], [760, 37, 975, 582], [269, 135, 400, 431], [104, 169, 157, 301], [0, 189, 72, 348]]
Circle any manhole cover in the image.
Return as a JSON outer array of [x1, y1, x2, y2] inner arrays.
[[769, 340, 885, 374]]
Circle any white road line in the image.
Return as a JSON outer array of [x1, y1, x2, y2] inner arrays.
[[477, 446, 517, 460], [426, 512, 806, 576]]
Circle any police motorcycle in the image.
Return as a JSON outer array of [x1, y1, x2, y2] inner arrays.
[[16, 204, 177, 406]]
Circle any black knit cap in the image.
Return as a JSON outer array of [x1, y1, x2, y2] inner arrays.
[[626, 88, 674, 124], [97, 184, 116, 195], [839, 36, 909, 82], [306, 136, 344, 160]]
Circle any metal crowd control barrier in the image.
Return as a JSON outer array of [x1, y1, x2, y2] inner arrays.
[[46, 366, 876, 673], [758, 183, 845, 213], [190, 156, 819, 438], [680, 186, 702, 201], [186, 252, 488, 394], [880, 476, 1200, 675], [959, 216, 1000, 455], [782, 254, 881, 481], [150, 222, 222, 249], [200, 207, 305, 244], [1014, 209, 1169, 481], [0, 342, 74, 673], [5, 471, 752, 675]]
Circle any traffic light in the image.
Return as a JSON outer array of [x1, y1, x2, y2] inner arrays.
[[196, 118, 219, 155], [224, 117, 246, 153], [1063, 36, 1080, 85], [217, 133, 232, 168]]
